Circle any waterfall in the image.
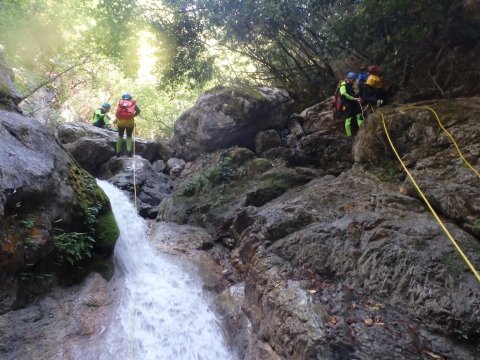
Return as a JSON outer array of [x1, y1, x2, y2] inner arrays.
[[97, 180, 236, 360]]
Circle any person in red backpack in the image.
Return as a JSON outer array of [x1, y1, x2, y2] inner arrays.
[[115, 93, 140, 157]]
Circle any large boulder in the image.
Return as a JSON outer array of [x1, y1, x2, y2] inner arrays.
[[0, 110, 119, 313], [299, 98, 339, 135], [99, 156, 173, 219], [355, 98, 480, 237], [170, 86, 295, 161]]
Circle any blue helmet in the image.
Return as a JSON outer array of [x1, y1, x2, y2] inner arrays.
[[346, 72, 356, 80], [102, 102, 111, 109], [122, 93, 132, 100]]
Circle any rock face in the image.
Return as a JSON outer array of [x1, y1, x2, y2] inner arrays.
[[170, 86, 295, 161], [0, 52, 22, 108], [157, 98, 480, 359], [0, 110, 119, 313]]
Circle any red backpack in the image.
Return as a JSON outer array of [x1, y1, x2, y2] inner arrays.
[[116, 99, 136, 120]]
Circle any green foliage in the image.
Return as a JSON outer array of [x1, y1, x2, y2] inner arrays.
[[53, 231, 95, 266], [18, 215, 35, 229], [180, 151, 236, 196]]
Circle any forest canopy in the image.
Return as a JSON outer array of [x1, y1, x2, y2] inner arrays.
[[0, 0, 477, 138]]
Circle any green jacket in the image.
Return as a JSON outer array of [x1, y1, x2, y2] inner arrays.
[[92, 108, 110, 128]]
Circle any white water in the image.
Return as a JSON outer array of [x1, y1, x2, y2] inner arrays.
[[97, 180, 236, 360]]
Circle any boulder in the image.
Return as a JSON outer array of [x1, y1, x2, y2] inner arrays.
[[171, 86, 294, 161], [255, 130, 282, 155], [287, 114, 305, 139], [354, 98, 480, 237], [152, 159, 166, 173], [99, 156, 173, 219], [299, 98, 340, 135], [0, 110, 118, 313]]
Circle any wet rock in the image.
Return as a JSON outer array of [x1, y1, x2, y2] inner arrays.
[[0, 110, 117, 313], [100, 156, 173, 219], [0, 273, 115, 360]]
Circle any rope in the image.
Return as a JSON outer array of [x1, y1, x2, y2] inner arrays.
[[129, 125, 138, 359], [132, 126, 138, 209], [404, 105, 480, 181], [379, 111, 480, 283]]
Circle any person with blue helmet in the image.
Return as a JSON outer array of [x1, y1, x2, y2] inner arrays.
[[114, 92, 141, 157], [92, 102, 112, 129], [339, 72, 363, 137]]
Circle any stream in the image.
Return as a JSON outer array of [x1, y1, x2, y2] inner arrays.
[[97, 180, 236, 360]]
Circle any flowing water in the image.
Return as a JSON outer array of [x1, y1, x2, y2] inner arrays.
[[97, 180, 236, 360]]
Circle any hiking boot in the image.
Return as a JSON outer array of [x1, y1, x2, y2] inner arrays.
[[115, 152, 121, 158], [127, 151, 133, 158]]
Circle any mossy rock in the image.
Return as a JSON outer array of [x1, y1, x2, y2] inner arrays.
[[94, 211, 119, 253], [246, 158, 274, 177], [228, 147, 255, 165], [65, 163, 119, 257]]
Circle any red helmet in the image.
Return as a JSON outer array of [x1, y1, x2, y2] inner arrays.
[[368, 65, 381, 74]]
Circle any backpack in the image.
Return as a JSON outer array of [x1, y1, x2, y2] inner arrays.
[[115, 99, 136, 120]]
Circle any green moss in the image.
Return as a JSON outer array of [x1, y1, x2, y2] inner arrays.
[[63, 164, 119, 258], [95, 211, 120, 253], [204, 86, 269, 121], [363, 160, 404, 183], [441, 252, 465, 278]]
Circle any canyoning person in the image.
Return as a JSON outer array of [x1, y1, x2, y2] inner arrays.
[[339, 72, 363, 137], [357, 66, 369, 95], [92, 102, 112, 129], [363, 65, 385, 107], [115, 93, 141, 157]]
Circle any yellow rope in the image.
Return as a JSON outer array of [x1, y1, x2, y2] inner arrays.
[[380, 112, 480, 283], [132, 126, 138, 209], [130, 125, 138, 359], [405, 105, 480, 181]]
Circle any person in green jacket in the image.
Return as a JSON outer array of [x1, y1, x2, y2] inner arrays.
[[340, 72, 363, 137], [92, 102, 112, 129]]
